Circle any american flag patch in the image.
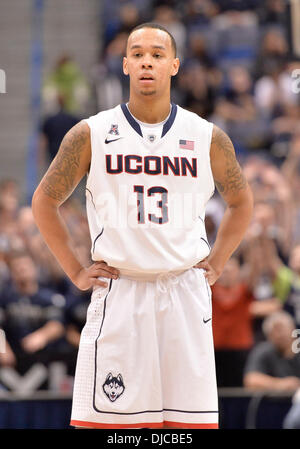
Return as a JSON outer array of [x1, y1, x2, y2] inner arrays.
[[179, 139, 194, 150]]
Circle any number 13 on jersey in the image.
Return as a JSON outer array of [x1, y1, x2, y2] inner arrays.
[[134, 185, 169, 225]]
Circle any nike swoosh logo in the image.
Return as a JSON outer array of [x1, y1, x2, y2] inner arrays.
[[203, 318, 212, 324], [105, 137, 123, 144]]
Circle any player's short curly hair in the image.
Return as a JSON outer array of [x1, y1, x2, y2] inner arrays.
[[127, 22, 177, 57]]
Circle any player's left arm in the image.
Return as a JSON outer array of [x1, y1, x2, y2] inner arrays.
[[196, 125, 253, 285]]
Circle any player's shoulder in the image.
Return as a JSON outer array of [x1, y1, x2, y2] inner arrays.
[[175, 105, 214, 136], [84, 105, 121, 128], [176, 104, 212, 127]]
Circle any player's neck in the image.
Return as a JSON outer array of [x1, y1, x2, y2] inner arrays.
[[127, 97, 171, 124]]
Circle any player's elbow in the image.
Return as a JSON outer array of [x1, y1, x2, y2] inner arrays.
[[31, 187, 44, 216], [31, 185, 58, 221], [227, 185, 254, 221]]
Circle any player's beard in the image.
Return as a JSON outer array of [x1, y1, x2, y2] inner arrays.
[[140, 90, 156, 96]]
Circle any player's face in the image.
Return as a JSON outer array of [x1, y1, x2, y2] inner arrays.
[[123, 28, 179, 98]]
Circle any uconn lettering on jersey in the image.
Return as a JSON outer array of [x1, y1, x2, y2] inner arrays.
[[106, 155, 197, 177]]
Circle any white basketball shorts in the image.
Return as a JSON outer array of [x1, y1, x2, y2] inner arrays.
[[70, 268, 219, 428]]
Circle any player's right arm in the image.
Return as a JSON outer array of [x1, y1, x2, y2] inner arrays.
[[32, 121, 119, 290]]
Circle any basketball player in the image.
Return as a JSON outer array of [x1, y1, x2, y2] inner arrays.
[[32, 23, 253, 429]]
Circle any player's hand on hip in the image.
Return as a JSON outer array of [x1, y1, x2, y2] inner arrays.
[[193, 258, 220, 286], [73, 261, 120, 291]]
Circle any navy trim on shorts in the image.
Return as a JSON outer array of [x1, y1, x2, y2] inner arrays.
[[92, 228, 104, 254], [93, 279, 112, 413], [87, 187, 104, 255], [92, 278, 218, 416], [86, 188, 96, 209], [204, 276, 212, 318], [200, 237, 211, 250]]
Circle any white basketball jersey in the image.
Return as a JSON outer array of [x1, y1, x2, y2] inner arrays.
[[84, 103, 215, 278]]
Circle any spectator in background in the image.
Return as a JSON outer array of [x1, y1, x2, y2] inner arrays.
[[243, 157, 293, 259], [39, 94, 80, 166], [177, 61, 216, 118], [243, 311, 300, 391], [0, 179, 20, 237], [241, 228, 282, 343], [239, 198, 292, 342], [212, 257, 255, 387], [185, 29, 221, 76], [257, 0, 287, 28], [102, 2, 140, 49], [61, 233, 93, 373], [27, 232, 71, 296], [216, 0, 260, 12], [213, 65, 267, 153], [183, 0, 219, 30], [212, 5, 259, 73], [0, 251, 65, 382], [90, 31, 129, 112], [250, 200, 290, 262], [175, 30, 223, 118], [42, 55, 90, 115], [254, 59, 291, 121], [253, 27, 288, 81], [263, 240, 300, 330], [281, 130, 300, 244], [118, 2, 141, 34], [152, 4, 187, 61], [22, 198, 90, 296], [236, 155, 295, 341], [64, 286, 90, 350], [0, 202, 72, 297], [270, 104, 300, 163], [102, 0, 151, 46]]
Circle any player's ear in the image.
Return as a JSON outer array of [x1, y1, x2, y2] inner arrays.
[[123, 57, 129, 76], [171, 57, 180, 77]]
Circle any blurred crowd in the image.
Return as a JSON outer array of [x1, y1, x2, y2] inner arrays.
[[1, 0, 300, 410], [0, 180, 91, 391]]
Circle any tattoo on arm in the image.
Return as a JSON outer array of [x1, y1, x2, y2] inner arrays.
[[41, 122, 88, 202], [212, 126, 247, 195]]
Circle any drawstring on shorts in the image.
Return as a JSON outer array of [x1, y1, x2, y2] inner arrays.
[[156, 272, 179, 293]]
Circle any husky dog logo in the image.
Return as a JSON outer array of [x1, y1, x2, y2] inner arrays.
[[109, 124, 119, 135], [102, 372, 125, 402]]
